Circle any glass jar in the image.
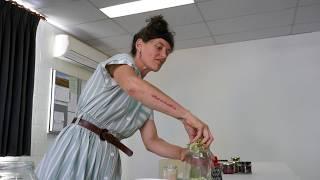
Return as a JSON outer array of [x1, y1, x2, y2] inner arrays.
[[222, 162, 235, 174], [230, 156, 240, 173], [0, 161, 38, 180], [183, 147, 212, 180], [237, 161, 252, 174], [162, 164, 178, 180]]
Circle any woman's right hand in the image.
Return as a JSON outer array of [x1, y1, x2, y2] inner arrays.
[[181, 111, 214, 148]]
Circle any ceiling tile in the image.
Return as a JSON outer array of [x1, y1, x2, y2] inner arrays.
[[87, 34, 132, 51], [208, 9, 295, 35], [214, 26, 291, 44], [113, 4, 203, 34], [295, 5, 320, 24], [113, 12, 154, 35], [38, 1, 107, 26], [198, 0, 297, 21], [292, 22, 320, 34], [175, 36, 214, 50], [173, 23, 211, 41], [299, 0, 320, 6], [67, 20, 127, 41], [152, 4, 204, 28]]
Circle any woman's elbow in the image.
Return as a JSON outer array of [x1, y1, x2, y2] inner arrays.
[[145, 145, 153, 152], [144, 140, 157, 153]]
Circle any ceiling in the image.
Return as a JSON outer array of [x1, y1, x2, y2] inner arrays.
[[23, 0, 320, 56]]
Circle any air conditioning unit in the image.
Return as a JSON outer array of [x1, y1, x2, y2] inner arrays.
[[53, 34, 109, 71]]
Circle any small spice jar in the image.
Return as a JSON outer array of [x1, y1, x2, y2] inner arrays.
[[238, 161, 252, 174], [230, 156, 240, 173], [0, 161, 38, 180], [222, 162, 235, 174]]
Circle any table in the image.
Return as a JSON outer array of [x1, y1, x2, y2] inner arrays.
[[136, 161, 300, 180]]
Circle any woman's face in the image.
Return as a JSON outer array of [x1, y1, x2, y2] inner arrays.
[[138, 38, 172, 72]]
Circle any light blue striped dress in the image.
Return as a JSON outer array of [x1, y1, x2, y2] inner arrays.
[[36, 53, 153, 180]]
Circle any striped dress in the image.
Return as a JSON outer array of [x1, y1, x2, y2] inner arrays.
[[36, 53, 153, 180]]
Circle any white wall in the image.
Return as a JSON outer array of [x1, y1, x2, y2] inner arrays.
[[124, 32, 320, 180], [30, 21, 92, 164]]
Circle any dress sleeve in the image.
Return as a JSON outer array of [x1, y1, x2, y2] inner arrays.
[[99, 53, 140, 87], [135, 106, 154, 130], [148, 110, 154, 120], [101, 53, 137, 70]]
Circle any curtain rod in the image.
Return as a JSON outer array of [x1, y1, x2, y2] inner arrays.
[[5, 0, 47, 21]]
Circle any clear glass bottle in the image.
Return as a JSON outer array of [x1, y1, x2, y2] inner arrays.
[[0, 161, 38, 180], [183, 145, 212, 180]]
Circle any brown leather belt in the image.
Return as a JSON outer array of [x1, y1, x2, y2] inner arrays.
[[72, 118, 133, 157]]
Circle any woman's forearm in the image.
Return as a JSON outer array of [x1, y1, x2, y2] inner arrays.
[[145, 137, 185, 160], [127, 76, 189, 120]]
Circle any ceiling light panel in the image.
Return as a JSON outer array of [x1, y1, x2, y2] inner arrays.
[[100, 0, 194, 18]]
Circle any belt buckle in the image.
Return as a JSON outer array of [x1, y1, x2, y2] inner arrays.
[[99, 129, 109, 140]]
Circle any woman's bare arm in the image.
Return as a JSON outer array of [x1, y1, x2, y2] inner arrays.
[[139, 119, 187, 160], [109, 64, 188, 119], [108, 64, 213, 145]]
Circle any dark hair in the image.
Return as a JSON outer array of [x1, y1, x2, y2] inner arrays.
[[131, 15, 175, 56]]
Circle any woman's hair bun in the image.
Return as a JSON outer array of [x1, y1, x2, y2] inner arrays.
[[145, 15, 169, 33]]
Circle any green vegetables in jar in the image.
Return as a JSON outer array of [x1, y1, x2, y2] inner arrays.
[[188, 139, 206, 154], [184, 139, 211, 180]]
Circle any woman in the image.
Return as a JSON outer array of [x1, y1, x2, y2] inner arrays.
[[36, 15, 213, 180]]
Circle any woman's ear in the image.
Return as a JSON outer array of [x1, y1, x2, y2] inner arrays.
[[135, 38, 143, 52]]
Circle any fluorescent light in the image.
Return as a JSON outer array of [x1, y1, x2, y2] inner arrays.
[[100, 0, 194, 18]]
